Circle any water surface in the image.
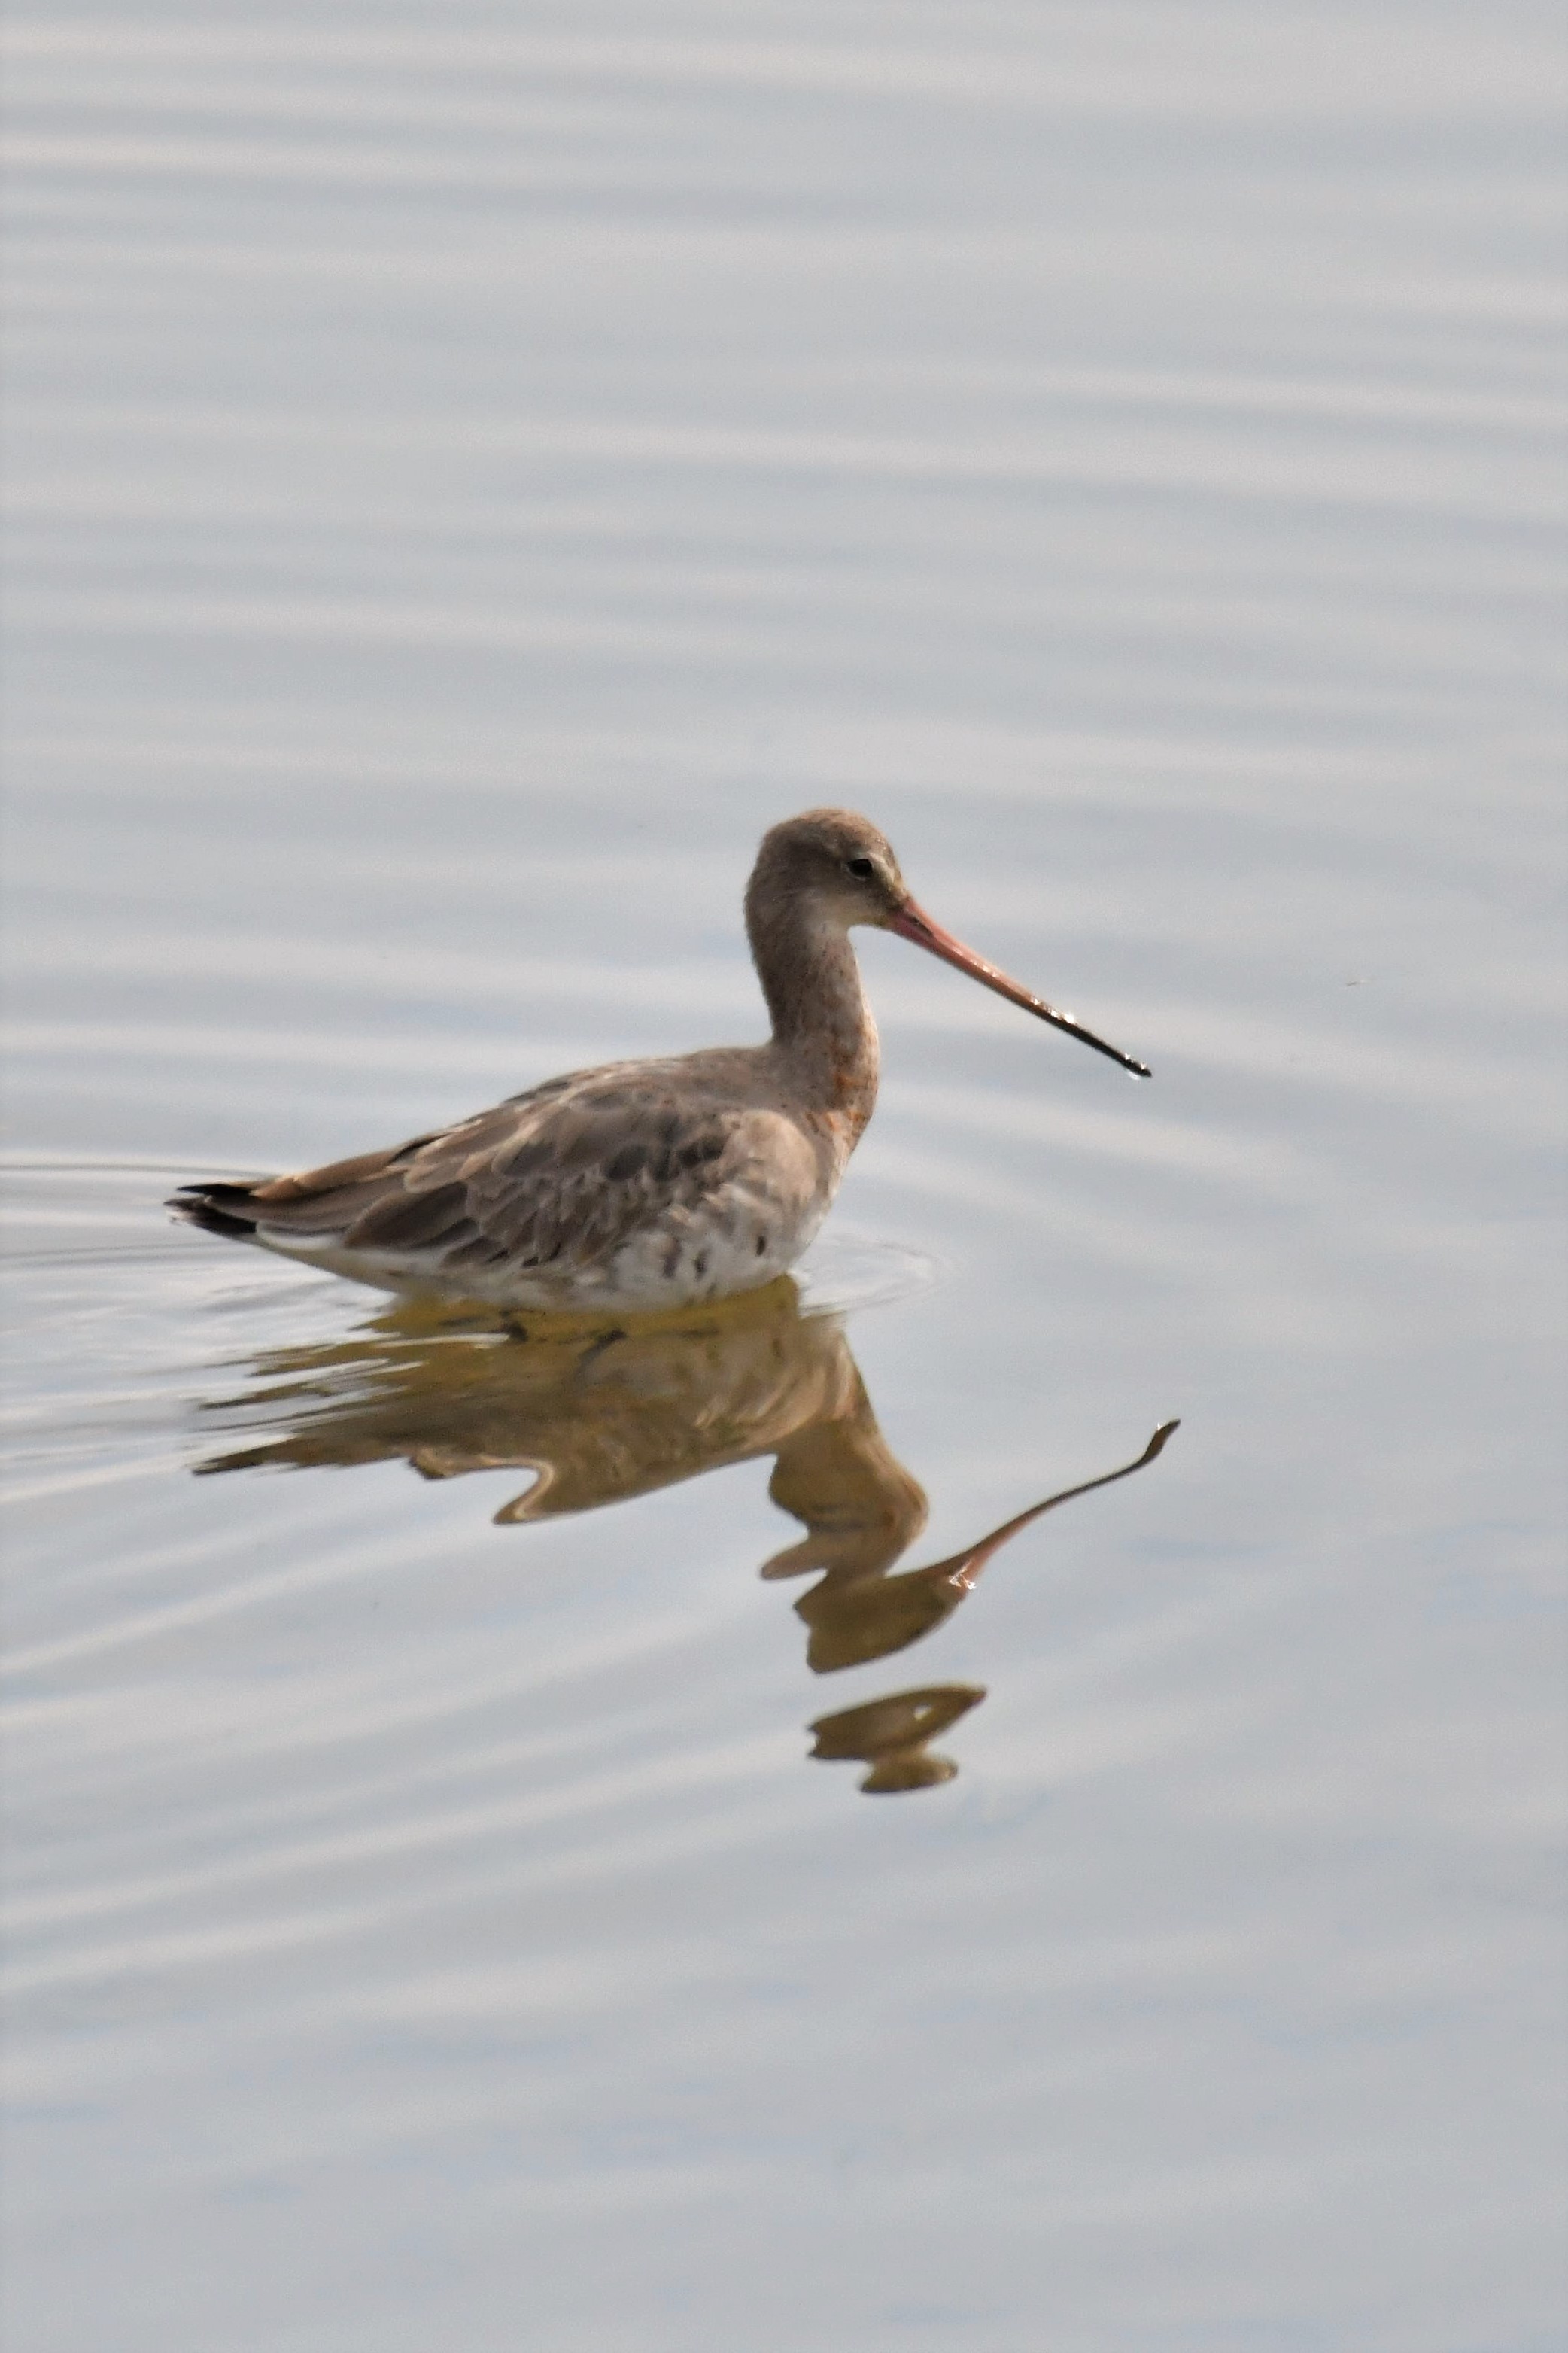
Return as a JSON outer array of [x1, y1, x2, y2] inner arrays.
[[2, 5, 1564, 2349]]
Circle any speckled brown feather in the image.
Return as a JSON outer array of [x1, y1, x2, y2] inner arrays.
[[172, 1047, 847, 1308]]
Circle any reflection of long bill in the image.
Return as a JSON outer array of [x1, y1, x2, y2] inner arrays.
[[191, 1280, 1180, 1793], [887, 897, 1152, 1078]]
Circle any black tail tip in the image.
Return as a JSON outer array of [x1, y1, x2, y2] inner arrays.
[[167, 1182, 263, 1240]]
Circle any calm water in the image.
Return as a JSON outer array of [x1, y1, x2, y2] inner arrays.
[[3, 5, 1565, 2348]]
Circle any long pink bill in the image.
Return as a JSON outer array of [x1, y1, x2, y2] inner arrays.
[[888, 898, 1152, 1078]]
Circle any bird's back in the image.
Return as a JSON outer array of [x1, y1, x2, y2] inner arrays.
[[170, 1045, 841, 1309]]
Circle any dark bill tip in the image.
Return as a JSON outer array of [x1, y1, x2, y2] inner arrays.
[[887, 898, 1152, 1078]]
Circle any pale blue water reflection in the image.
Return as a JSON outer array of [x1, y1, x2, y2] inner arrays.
[[2, 2, 1564, 2349]]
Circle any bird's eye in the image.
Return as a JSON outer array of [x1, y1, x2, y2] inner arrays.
[[844, 856, 877, 881]]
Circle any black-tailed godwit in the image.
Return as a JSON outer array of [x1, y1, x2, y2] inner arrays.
[[169, 809, 1149, 1308]]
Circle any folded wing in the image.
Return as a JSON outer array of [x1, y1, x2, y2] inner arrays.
[[168, 1063, 749, 1290]]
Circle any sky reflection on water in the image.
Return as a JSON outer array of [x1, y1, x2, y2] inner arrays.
[[2, 2, 1563, 2348]]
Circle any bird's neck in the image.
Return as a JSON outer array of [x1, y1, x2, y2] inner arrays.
[[747, 890, 880, 1142]]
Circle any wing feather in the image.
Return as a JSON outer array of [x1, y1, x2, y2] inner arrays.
[[189, 1072, 740, 1278], [169, 1056, 817, 1297]]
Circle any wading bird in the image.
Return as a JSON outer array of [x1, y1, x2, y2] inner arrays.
[[170, 808, 1149, 1309]]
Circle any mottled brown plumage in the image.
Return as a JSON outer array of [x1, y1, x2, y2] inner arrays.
[[169, 807, 1148, 1308]]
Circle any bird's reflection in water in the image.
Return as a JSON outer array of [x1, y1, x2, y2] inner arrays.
[[807, 1687, 986, 1793], [196, 1278, 1176, 1795]]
